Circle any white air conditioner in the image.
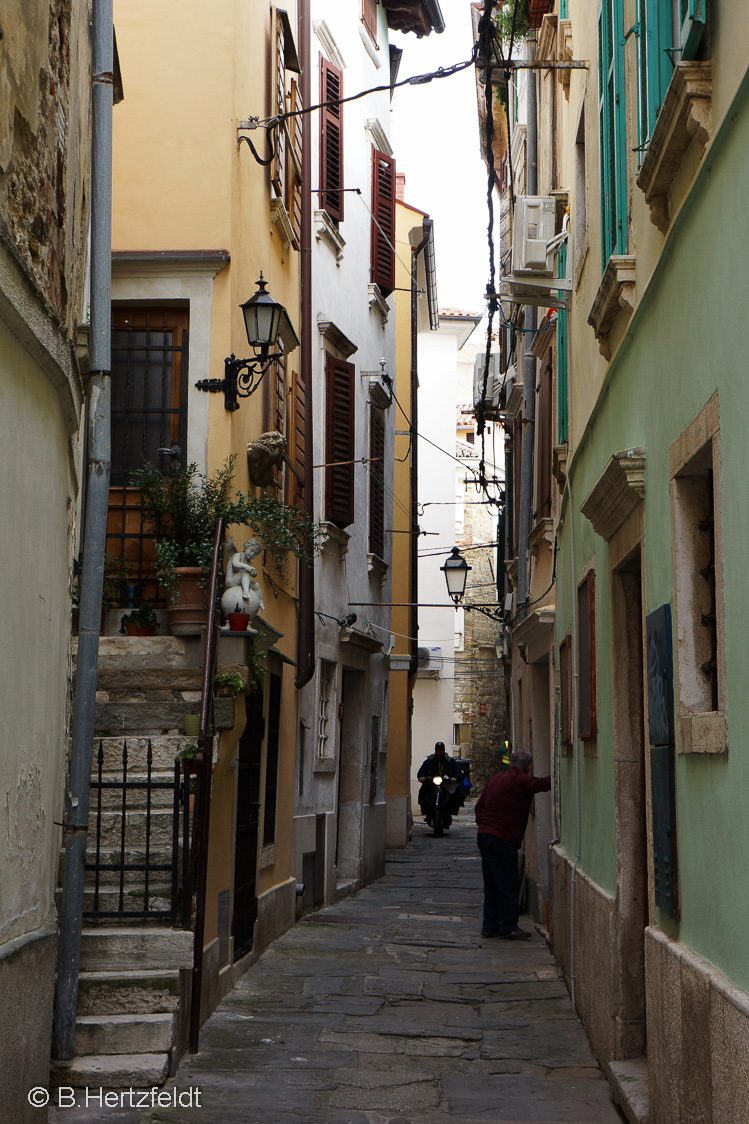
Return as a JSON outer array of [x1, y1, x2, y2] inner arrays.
[[473, 352, 501, 417], [416, 645, 442, 678], [512, 195, 557, 275]]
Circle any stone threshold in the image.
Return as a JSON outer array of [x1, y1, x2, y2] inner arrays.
[[607, 1057, 649, 1124]]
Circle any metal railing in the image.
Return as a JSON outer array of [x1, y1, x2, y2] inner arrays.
[[85, 738, 189, 921]]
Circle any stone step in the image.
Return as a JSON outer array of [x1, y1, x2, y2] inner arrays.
[[93, 696, 235, 733], [95, 663, 246, 692], [80, 927, 193, 971], [75, 635, 191, 670], [81, 888, 177, 916], [88, 773, 182, 809], [77, 969, 181, 1016], [87, 808, 183, 850], [52, 1051, 170, 1090], [92, 735, 194, 772], [75, 1013, 175, 1056]]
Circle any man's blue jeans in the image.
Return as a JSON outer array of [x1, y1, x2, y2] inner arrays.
[[477, 832, 520, 934]]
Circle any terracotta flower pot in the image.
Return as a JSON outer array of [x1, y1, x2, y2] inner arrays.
[[216, 684, 234, 697], [123, 621, 157, 637], [166, 566, 208, 636], [228, 611, 250, 632]]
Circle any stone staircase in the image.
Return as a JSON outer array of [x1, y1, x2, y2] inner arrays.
[[55, 636, 243, 1087]]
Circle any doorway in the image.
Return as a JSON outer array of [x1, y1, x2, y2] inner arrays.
[[232, 687, 264, 960], [611, 546, 648, 1057], [335, 669, 364, 883]]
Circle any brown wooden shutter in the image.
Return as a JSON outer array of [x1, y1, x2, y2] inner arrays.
[[559, 635, 572, 747], [362, 0, 379, 44], [286, 369, 306, 507], [288, 78, 304, 248], [577, 572, 597, 739], [536, 348, 552, 520], [371, 147, 396, 296], [325, 353, 355, 527], [320, 57, 344, 223], [369, 409, 385, 559], [271, 15, 286, 197]]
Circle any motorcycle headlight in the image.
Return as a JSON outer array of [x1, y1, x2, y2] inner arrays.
[[432, 775, 443, 786]]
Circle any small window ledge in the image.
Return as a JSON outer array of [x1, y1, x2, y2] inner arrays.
[[315, 210, 345, 263], [321, 521, 350, 558], [270, 197, 297, 253], [580, 446, 646, 542], [553, 442, 569, 489], [588, 255, 636, 360], [636, 62, 712, 235], [558, 18, 573, 95], [339, 625, 383, 654], [368, 283, 390, 327], [679, 711, 727, 755], [367, 552, 389, 582], [529, 517, 554, 554]]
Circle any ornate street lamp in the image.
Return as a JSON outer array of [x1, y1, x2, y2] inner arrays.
[[441, 547, 471, 606], [195, 274, 300, 411]]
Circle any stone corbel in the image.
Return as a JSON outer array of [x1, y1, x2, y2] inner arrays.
[[270, 197, 296, 253], [368, 283, 390, 328], [558, 18, 573, 95], [321, 521, 350, 559], [636, 62, 712, 234], [588, 255, 637, 360], [580, 446, 645, 542], [315, 210, 345, 263]]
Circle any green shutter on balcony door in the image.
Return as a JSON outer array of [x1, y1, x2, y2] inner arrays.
[[557, 243, 568, 445], [680, 0, 706, 60], [598, 0, 628, 267]]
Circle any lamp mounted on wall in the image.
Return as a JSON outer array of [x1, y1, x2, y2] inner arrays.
[[440, 545, 505, 622], [194, 274, 300, 411]]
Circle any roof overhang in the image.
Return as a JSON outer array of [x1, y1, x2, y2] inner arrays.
[[383, 0, 445, 37]]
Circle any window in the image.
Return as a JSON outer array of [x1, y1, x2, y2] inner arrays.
[[598, 0, 628, 265], [320, 57, 344, 224], [577, 571, 597, 739], [559, 634, 573, 749], [362, 0, 379, 46], [636, 0, 673, 150], [285, 369, 306, 509], [262, 672, 282, 846], [271, 12, 303, 249], [535, 349, 553, 521], [325, 353, 355, 527], [368, 408, 385, 559], [671, 395, 725, 752], [370, 147, 396, 296]]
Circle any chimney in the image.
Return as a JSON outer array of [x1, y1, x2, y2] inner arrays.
[[396, 173, 406, 202]]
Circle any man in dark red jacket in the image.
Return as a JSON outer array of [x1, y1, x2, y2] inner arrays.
[[475, 748, 551, 940]]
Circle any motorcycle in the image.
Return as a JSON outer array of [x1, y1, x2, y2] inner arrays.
[[420, 774, 459, 837]]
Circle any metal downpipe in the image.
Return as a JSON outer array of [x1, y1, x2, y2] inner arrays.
[[53, 0, 113, 1062]]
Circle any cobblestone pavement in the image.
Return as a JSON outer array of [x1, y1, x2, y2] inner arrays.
[[51, 812, 623, 1123]]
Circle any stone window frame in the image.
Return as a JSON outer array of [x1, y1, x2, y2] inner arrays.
[[669, 392, 727, 755]]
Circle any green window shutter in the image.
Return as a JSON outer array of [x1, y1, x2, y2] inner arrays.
[[557, 245, 568, 445], [560, 0, 569, 16], [639, 0, 675, 146], [598, 0, 628, 266], [613, 0, 628, 254], [680, 0, 706, 60]]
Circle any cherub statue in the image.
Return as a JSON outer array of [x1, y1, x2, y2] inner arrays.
[[221, 538, 265, 622]]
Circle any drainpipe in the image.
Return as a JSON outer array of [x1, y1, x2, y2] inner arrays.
[[408, 223, 431, 676], [53, 0, 113, 1062], [295, 0, 314, 689], [516, 42, 537, 617]]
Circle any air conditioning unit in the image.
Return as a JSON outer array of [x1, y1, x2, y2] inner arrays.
[[512, 196, 557, 275], [473, 352, 501, 417], [416, 645, 442, 678]]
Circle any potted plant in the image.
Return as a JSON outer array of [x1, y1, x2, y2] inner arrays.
[[213, 670, 245, 697], [227, 608, 251, 632], [132, 455, 325, 636], [119, 601, 159, 637], [176, 742, 199, 774]]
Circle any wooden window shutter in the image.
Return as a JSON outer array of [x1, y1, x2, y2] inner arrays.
[[536, 349, 552, 520], [370, 147, 396, 296], [577, 571, 597, 739], [286, 369, 307, 508], [320, 57, 344, 223], [325, 353, 355, 527], [369, 409, 385, 559], [559, 635, 572, 747], [288, 78, 304, 248], [362, 0, 379, 44], [272, 15, 287, 198]]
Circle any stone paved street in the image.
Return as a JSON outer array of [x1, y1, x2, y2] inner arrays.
[[52, 813, 623, 1123]]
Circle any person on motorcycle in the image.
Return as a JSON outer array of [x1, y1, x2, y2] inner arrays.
[[417, 741, 464, 821]]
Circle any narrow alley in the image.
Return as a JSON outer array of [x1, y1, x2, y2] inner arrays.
[[53, 813, 622, 1124]]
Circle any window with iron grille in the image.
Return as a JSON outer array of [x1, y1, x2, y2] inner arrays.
[[325, 352, 355, 527], [370, 146, 396, 296], [369, 408, 385, 559], [577, 571, 597, 740], [320, 56, 344, 224]]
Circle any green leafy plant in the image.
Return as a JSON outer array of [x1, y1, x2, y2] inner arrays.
[[213, 670, 245, 694], [175, 742, 198, 763], [72, 553, 130, 613], [131, 455, 324, 595], [246, 644, 267, 693], [119, 601, 159, 634], [494, 0, 530, 48]]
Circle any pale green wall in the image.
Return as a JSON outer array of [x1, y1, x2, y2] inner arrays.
[[556, 68, 749, 992]]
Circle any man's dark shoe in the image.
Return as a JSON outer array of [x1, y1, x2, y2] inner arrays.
[[480, 929, 499, 937], [500, 927, 531, 941]]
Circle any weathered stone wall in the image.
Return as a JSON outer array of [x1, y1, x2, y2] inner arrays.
[[454, 494, 507, 791], [0, 0, 91, 335]]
